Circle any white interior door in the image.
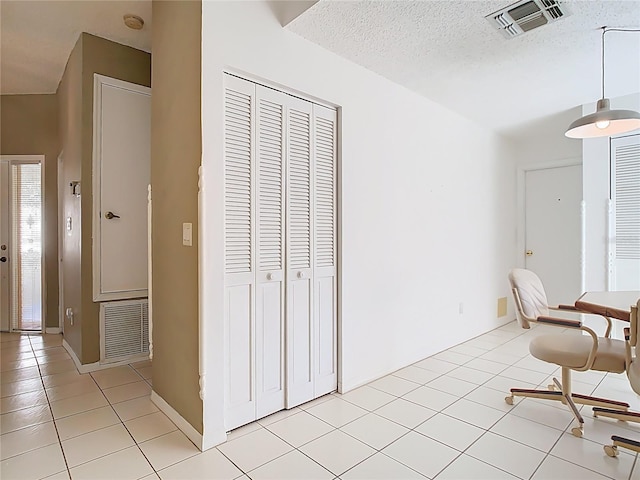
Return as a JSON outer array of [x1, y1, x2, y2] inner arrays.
[[93, 75, 151, 301], [611, 134, 640, 291], [223, 74, 338, 429], [525, 164, 582, 305], [312, 105, 338, 398], [224, 75, 257, 430], [255, 85, 286, 418], [285, 95, 314, 408]]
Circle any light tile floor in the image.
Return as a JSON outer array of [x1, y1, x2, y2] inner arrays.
[[2, 321, 640, 479]]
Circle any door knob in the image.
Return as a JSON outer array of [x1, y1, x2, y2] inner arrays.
[[105, 211, 120, 220], [0, 257, 7, 263], [266, 273, 273, 281], [297, 271, 305, 279], [526, 250, 533, 256]]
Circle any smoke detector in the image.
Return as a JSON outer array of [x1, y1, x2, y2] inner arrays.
[[124, 14, 144, 30], [486, 0, 569, 39]]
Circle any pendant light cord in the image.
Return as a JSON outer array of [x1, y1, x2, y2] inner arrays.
[[601, 26, 606, 99], [601, 27, 640, 99]]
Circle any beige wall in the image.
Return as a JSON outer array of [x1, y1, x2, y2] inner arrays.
[[151, 0, 203, 433], [57, 37, 83, 356], [0, 94, 59, 329], [57, 33, 151, 363], [80, 34, 151, 362]]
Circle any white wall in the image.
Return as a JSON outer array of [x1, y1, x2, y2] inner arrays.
[[583, 93, 640, 291], [200, 0, 517, 446], [507, 107, 582, 167]]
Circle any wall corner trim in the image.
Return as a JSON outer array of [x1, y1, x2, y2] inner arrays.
[[62, 339, 148, 374], [62, 339, 85, 371], [151, 390, 204, 451]]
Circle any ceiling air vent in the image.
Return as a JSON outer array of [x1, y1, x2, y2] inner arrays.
[[486, 0, 569, 39]]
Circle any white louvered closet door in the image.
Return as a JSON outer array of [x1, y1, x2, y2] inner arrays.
[[313, 105, 338, 398], [223, 74, 338, 426], [255, 86, 286, 418], [223, 75, 257, 430], [611, 135, 640, 290], [285, 95, 315, 408]]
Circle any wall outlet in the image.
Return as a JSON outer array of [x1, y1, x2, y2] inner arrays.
[[497, 297, 508, 318]]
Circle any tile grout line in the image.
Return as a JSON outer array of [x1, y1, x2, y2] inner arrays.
[[29, 334, 73, 479], [87, 363, 161, 476]]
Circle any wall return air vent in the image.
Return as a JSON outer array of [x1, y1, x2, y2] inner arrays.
[[486, 0, 568, 39]]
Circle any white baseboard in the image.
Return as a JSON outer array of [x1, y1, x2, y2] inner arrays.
[[45, 327, 61, 334], [62, 339, 94, 373], [63, 339, 148, 374], [151, 391, 203, 451]]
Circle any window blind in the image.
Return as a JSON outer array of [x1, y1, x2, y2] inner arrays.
[[10, 162, 42, 331]]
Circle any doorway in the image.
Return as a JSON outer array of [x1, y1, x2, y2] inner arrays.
[[0, 156, 44, 332], [521, 162, 583, 305]]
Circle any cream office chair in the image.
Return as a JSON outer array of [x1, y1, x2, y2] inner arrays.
[[506, 268, 630, 437], [591, 299, 640, 457]]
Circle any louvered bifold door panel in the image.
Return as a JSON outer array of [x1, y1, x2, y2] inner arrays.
[[223, 74, 257, 430], [255, 86, 286, 418], [285, 96, 315, 408], [612, 135, 640, 290], [313, 105, 338, 397]]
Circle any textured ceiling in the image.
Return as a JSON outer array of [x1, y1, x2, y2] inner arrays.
[[288, 0, 640, 134], [0, 0, 151, 94]]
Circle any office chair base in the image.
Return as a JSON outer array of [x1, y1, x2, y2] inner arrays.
[[604, 444, 619, 457], [604, 435, 640, 457], [507, 388, 630, 410], [506, 388, 584, 436], [507, 382, 629, 437], [593, 406, 640, 423]]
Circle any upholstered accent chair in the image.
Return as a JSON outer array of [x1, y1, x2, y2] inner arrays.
[[506, 268, 629, 437]]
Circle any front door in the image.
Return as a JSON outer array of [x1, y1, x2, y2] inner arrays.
[[0, 156, 44, 332], [525, 164, 582, 305]]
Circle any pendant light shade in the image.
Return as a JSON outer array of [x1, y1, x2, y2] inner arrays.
[[565, 27, 640, 139], [565, 98, 640, 139]]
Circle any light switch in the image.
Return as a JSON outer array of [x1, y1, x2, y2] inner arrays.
[[182, 223, 193, 247]]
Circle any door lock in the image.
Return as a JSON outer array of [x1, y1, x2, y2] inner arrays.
[[0, 244, 6, 250], [105, 211, 121, 220], [0, 257, 7, 263], [526, 250, 533, 256]]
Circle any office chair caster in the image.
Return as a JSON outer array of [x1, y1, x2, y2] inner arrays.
[[505, 396, 514, 405], [604, 444, 618, 457], [571, 426, 583, 438]]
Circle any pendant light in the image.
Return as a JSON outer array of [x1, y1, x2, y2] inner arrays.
[[565, 27, 640, 139]]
